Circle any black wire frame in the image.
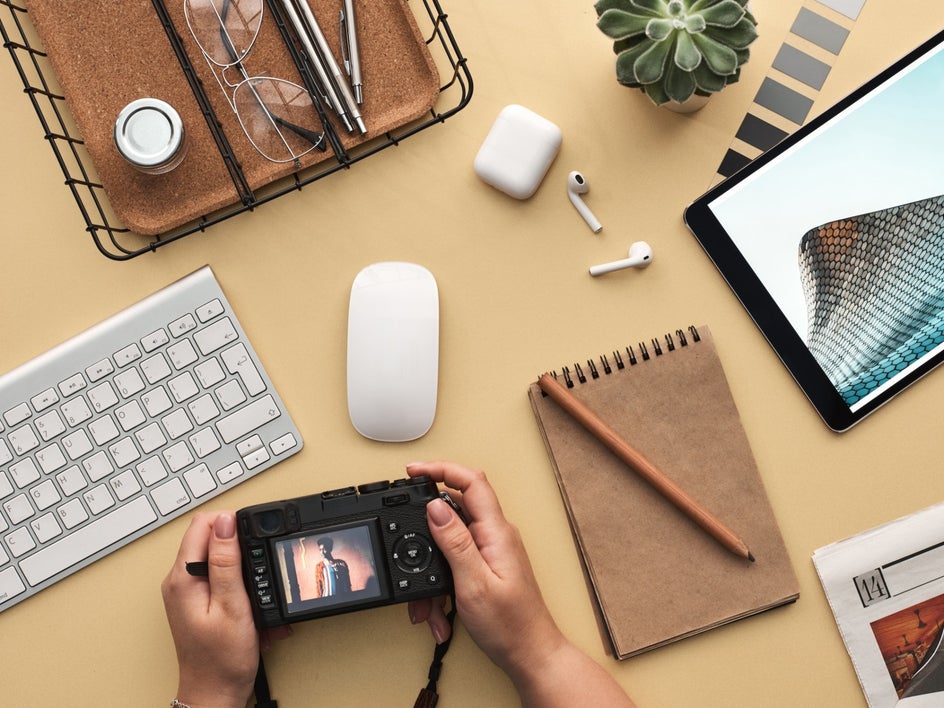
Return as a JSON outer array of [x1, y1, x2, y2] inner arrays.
[[0, 0, 473, 260]]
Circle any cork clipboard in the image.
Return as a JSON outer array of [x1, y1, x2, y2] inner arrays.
[[528, 326, 799, 659], [24, 0, 440, 235]]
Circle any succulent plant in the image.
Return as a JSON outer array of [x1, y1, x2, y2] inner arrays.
[[595, 0, 758, 106]]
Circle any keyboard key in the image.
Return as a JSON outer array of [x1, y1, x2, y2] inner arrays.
[[84, 485, 116, 515], [55, 498, 89, 530], [108, 437, 140, 468], [20, 497, 157, 586], [0, 472, 13, 499], [31, 513, 62, 544], [55, 466, 88, 497], [8, 425, 39, 455], [3, 403, 31, 427], [62, 429, 94, 461], [30, 480, 61, 511], [216, 395, 281, 444], [169, 313, 197, 337], [114, 368, 146, 399], [30, 388, 60, 413], [271, 432, 298, 456], [151, 478, 189, 515], [141, 386, 173, 417], [188, 394, 220, 426], [57, 373, 87, 398], [85, 358, 115, 382], [36, 444, 67, 475], [196, 298, 224, 322], [89, 415, 120, 446], [162, 442, 194, 473], [10, 459, 41, 489], [168, 372, 199, 403], [135, 423, 167, 454], [3, 494, 34, 525], [194, 318, 238, 355], [217, 461, 244, 484], [35, 410, 66, 441], [215, 380, 246, 411], [184, 464, 217, 498], [88, 382, 119, 412], [61, 397, 93, 427], [194, 357, 225, 388], [109, 470, 141, 501], [141, 328, 170, 352], [222, 343, 266, 396], [243, 447, 271, 470], [189, 428, 220, 458], [116, 400, 146, 432], [5, 528, 35, 558], [83, 451, 114, 482], [0, 568, 26, 604], [162, 409, 193, 440], [0, 440, 12, 466], [136, 457, 168, 487], [113, 343, 142, 367], [141, 353, 172, 384], [168, 340, 199, 370]]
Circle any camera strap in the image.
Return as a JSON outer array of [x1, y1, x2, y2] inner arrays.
[[251, 591, 458, 708], [413, 591, 458, 708]]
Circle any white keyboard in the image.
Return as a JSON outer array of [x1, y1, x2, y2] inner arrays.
[[0, 266, 303, 612]]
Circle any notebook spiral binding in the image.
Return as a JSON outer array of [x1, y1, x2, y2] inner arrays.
[[543, 325, 701, 392]]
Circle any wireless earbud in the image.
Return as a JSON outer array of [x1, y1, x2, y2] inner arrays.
[[567, 171, 602, 233], [589, 241, 654, 276]]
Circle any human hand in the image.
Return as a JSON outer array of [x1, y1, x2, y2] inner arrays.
[[161, 511, 288, 708], [405, 461, 566, 677]]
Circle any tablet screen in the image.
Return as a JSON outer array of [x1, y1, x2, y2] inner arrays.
[[684, 30, 944, 431]]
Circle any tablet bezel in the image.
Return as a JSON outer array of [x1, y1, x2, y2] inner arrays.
[[683, 28, 944, 432]]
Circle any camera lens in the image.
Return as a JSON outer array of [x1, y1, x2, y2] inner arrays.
[[255, 509, 284, 537]]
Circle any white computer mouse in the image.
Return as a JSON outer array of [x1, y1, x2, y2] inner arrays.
[[346, 262, 439, 442]]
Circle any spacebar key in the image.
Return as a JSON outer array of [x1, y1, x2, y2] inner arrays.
[[216, 394, 281, 444], [20, 497, 158, 587]]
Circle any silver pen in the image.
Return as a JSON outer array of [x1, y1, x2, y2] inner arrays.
[[294, 0, 366, 134], [339, 0, 363, 105], [278, 0, 354, 133]]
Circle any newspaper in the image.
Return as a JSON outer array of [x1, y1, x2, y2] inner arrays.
[[813, 502, 944, 707]]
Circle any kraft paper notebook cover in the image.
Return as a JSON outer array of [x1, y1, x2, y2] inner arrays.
[[528, 325, 799, 659]]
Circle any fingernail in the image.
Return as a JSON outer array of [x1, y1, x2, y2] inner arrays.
[[215, 512, 236, 539], [427, 498, 453, 528], [409, 606, 418, 625], [431, 623, 448, 645]]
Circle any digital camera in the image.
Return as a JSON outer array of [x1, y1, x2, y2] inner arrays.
[[236, 475, 454, 629]]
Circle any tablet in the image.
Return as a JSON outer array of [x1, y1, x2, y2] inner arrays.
[[684, 29, 944, 432]]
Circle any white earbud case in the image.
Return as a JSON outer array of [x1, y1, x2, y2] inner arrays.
[[473, 104, 562, 199]]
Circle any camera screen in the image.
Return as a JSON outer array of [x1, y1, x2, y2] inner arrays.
[[271, 519, 389, 616]]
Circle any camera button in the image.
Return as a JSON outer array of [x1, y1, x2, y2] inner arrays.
[[397, 579, 411, 590], [358, 481, 390, 494], [386, 521, 400, 533], [382, 493, 410, 507]]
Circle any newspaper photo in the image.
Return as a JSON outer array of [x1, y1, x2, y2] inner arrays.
[[813, 502, 944, 707]]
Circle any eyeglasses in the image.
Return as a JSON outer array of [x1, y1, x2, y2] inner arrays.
[[184, 0, 326, 165]]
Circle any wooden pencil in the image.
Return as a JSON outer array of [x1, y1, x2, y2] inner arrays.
[[537, 372, 754, 562]]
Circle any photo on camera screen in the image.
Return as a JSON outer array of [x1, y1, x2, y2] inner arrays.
[[272, 521, 388, 614]]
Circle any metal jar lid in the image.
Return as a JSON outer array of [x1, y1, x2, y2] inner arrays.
[[114, 98, 186, 173]]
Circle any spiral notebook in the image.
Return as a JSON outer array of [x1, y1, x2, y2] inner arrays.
[[528, 325, 799, 659]]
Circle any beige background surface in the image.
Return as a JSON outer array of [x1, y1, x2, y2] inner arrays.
[[1, 1, 943, 706]]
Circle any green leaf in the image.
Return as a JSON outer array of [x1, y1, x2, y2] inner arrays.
[[629, 0, 671, 17], [684, 13, 707, 33], [644, 80, 670, 105], [615, 42, 650, 86], [646, 17, 674, 41], [597, 9, 651, 39], [634, 34, 674, 83], [692, 60, 727, 92], [691, 32, 738, 75], [699, 0, 745, 28], [674, 30, 701, 71], [664, 57, 697, 102], [594, 0, 635, 16], [704, 17, 758, 49]]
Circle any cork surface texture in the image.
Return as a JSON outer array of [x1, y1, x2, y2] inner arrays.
[[24, 0, 440, 235]]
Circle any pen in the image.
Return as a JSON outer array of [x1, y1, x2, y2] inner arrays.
[[277, 0, 354, 133], [340, 0, 363, 104], [293, 0, 367, 134], [536, 373, 755, 562]]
